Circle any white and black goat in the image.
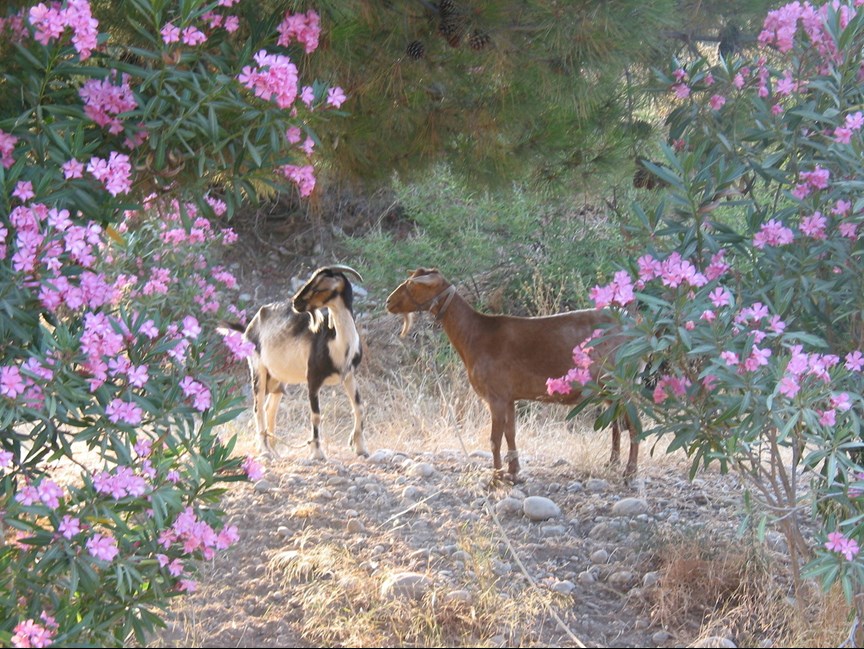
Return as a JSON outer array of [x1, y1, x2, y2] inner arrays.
[[386, 268, 639, 481], [222, 265, 367, 459]]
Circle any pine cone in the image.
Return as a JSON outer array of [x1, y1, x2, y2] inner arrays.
[[406, 40, 425, 60], [439, 19, 463, 47], [469, 30, 490, 51], [439, 0, 457, 19]]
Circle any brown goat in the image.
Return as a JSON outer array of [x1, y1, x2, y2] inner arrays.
[[385, 268, 639, 480]]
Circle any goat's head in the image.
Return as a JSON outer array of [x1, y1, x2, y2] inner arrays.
[[292, 265, 364, 315], [385, 268, 454, 337]]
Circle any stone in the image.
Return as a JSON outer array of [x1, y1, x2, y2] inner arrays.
[[523, 496, 561, 521], [380, 572, 432, 600], [611, 497, 649, 517]]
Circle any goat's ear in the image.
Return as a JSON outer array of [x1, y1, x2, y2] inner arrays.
[[410, 273, 441, 286]]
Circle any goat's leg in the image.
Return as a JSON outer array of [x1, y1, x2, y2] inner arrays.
[[341, 371, 367, 457], [307, 380, 326, 460], [502, 401, 521, 479], [263, 387, 282, 456], [623, 412, 640, 478], [488, 399, 506, 479], [251, 361, 271, 455], [609, 417, 621, 468]]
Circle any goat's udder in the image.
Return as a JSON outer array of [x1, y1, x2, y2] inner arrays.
[[399, 312, 415, 338]]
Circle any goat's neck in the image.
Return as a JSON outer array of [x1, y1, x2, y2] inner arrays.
[[328, 304, 358, 340], [436, 292, 482, 365]]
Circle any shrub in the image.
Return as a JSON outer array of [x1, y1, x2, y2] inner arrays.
[[0, 1, 342, 645], [555, 0, 864, 607]]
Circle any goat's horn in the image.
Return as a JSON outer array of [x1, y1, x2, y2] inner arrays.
[[399, 312, 414, 338], [324, 264, 364, 283]]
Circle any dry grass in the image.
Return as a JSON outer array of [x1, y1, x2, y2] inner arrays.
[[149, 310, 853, 648], [643, 526, 853, 648], [264, 519, 562, 648]]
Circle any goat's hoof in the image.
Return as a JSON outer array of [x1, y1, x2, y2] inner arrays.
[[505, 472, 525, 485]]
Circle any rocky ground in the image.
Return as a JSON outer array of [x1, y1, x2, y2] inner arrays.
[[149, 433, 798, 648], [147, 203, 832, 648]]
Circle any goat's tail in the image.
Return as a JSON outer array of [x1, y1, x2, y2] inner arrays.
[[216, 320, 245, 335]]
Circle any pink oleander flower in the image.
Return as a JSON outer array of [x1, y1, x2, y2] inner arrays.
[[818, 409, 837, 427], [179, 376, 211, 411], [800, 166, 830, 190], [778, 374, 799, 398], [831, 393, 852, 412], [79, 75, 138, 134], [672, 83, 690, 99], [13, 181, 34, 201], [709, 94, 726, 110], [800, 211, 827, 239], [242, 456, 265, 481], [276, 9, 321, 53], [720, 350, 739, 366], [62, 158, 85, 179], [106, 398, 144, 425], [0, 129, 18, 168], [709, 286, 732, 308], [182, 25, 207, 46], [825, 531, 860, 561], [87, 151, 132, 196], [1, 365, 26, 398], [179, 578, 198, 592], [753, 219, 794, 248], [237, 50, 299, 109], [834, 126, 853, 144], [58, 515, 81, 539], [846, 350, 864, 372], [280, 163, 316, 197], [11, 618, 55, 648], [221, 329, 255, 360], [87, 532, 119, 562], [161, 22, 180, 43], [327, 87, 347, 108]]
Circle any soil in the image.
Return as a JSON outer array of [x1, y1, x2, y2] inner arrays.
[[148, 204, 807, 648]]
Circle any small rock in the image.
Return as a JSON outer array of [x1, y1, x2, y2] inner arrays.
[[380, 572, 432, 600], [254, 480, 275, 492], [607, 570, 636, 588], [588, 522, 618, 540], [611, 497, 649, 517], [276, 525, 291, 537], [368, 449, 393, 464], [523, 496, 561, 521], [551, 580, 576, 594], [541, 524, 566, 537], [495, 497, 524, 516], [566, 481, 584, 493], [452, 550, 471, 563], [642, 571, 661, 588], [491, 560, 512, 576], [346, 518, 366, 534], [635, 618, 651, 631], [578, 570, 596, 585], [590, 549, 609, 564], [508, 487, 527, 500], [652, 630, 673, 644], [690, 637, 737, 648], [402, 485, 423, 501], [585, 478, 609, 492], [444, 589, 472, 604], [408, 462, 435, 478]]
